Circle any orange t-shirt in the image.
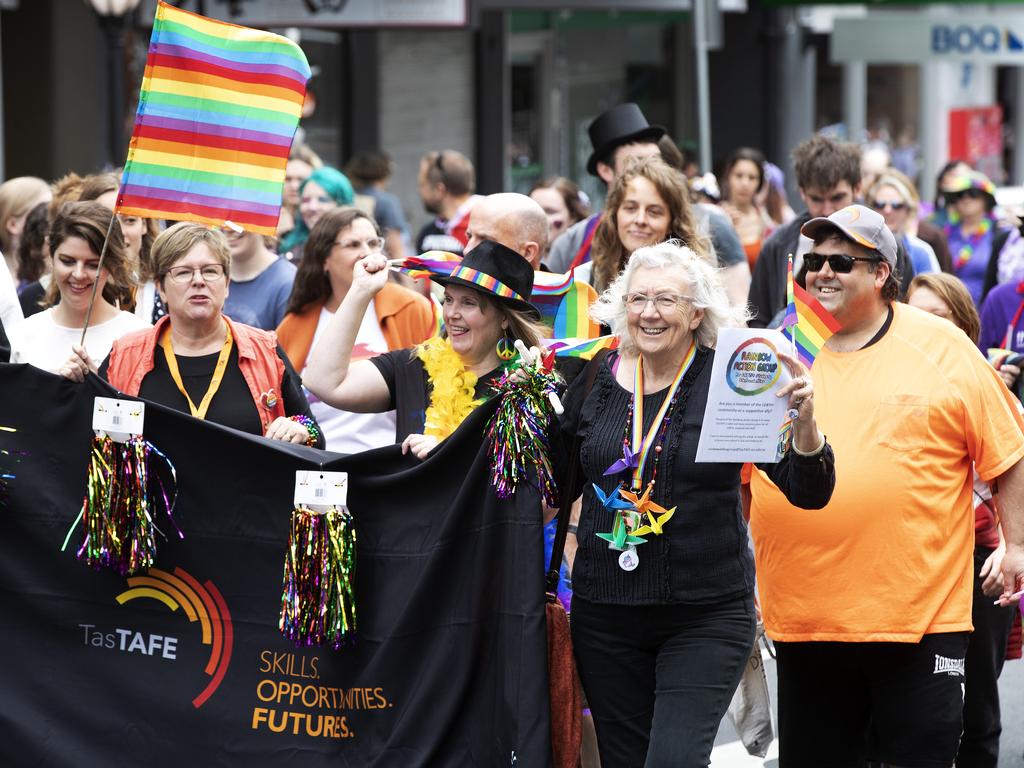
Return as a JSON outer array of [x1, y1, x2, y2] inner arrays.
[[750, 303, 1024, 642]]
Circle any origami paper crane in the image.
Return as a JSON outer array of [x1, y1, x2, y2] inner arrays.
[[603, 443, 638, 476]]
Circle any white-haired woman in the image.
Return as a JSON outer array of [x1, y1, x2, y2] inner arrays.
[[556, 240, 835, 765]]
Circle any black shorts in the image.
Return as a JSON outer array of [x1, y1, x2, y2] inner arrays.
[[775, 632, 970, 768]]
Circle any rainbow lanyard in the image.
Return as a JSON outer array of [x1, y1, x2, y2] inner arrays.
[[627, 342, 696, 490]]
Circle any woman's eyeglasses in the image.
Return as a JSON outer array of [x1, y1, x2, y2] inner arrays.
[[803, 253, 881, 274], [871, 200, 906, 212], [334, 237, 385, 253], [165, 264, 226, 283], [623, 293, 691, 313]]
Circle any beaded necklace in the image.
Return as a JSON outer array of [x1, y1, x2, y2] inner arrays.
[[595, 344, 696, 570], [947, 216, 993, 271]]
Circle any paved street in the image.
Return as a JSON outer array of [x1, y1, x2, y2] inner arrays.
[[710, 645, 1024, 767]]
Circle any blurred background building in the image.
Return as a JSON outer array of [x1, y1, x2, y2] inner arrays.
[[1, 0, 1021, 233]]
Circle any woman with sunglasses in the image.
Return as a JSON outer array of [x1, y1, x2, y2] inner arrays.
[[60, 223, 322, 448], [556, 240, 834, 765], [941, 169, 1023, 306], [277, 207, 435, 453], [866, 169, 940, 278]]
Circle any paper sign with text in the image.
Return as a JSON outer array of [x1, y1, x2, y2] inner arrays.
[[695, 328, 793, 463]]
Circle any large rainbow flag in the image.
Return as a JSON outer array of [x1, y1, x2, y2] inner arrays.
[[780, 254, 841, 368], [116, 1, 310, 236]]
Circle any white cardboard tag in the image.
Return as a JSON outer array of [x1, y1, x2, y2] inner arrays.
[[294, 470, 348, 508], [92, 397, 145, 442]]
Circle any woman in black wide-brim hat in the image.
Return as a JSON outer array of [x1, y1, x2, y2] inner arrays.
[[303, 240, 550, 457]]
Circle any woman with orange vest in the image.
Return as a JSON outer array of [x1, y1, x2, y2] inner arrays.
[[60, 222, 323, 448]]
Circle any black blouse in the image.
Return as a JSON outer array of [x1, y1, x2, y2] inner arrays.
[[370, 348, 502, 442], [558, 348, 834, 606], [99, 345, 323, 448]]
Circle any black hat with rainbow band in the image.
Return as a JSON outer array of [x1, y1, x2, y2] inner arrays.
[[430, 240, 541, 320]]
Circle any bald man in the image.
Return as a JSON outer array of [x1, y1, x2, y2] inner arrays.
[[465, 192, 549, 270]]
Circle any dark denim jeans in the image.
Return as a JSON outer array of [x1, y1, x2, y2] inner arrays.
[[571, 593, 756, 767]]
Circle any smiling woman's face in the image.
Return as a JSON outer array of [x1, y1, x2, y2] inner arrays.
[[616, 177, 670, 254]]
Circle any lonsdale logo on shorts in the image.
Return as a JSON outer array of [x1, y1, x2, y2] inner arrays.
[[932, 653, 965, 677], [79, 567, 233, 709]]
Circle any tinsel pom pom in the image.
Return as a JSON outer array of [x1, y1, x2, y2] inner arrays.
[[280, 506, 357, 649], [66, 434, 179, 576], [485, 365, 561, 505]]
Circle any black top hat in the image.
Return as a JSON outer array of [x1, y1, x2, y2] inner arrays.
[[586, 103, 667, 176], [431, 240, 541, 320]]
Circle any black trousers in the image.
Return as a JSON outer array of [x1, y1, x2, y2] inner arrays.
[[776, 633, 970, 768], [957, 545, 1015, 768], [570, 593, 755, 768]]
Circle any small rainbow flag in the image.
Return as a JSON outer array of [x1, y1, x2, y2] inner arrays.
[[531, 270, 602, 340], [116, 1, 310, 236], [543, 335, 619, 360], [987, 348, 1024, 370], [392, 251, 463, 280], [780, 254, 841, 368]]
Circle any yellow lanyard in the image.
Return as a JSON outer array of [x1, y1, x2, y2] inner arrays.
[[159, 320, 233, 420]]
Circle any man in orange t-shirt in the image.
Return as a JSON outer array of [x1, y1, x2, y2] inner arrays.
[[750, 204, 1024, 767]]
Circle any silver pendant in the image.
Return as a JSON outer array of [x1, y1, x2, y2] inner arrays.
[[618, 546, 639, 572]]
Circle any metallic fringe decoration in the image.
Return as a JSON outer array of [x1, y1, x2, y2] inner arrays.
[[485, 367, 561, 506], [280, 506, 357, 649], [67, 434, 179, 575]]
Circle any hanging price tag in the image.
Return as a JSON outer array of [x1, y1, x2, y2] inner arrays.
[[294, 471, 348, 507], [92, 397, 145, 442]]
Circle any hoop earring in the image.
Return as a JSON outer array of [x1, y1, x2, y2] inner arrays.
[[496, 334, 516, 361]]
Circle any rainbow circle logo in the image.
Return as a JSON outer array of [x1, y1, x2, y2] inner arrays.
[[116, 567, 233, 709], [726, 337, 782, 396]]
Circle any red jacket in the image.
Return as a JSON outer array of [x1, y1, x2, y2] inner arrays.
[[105, 314, 286, 432]]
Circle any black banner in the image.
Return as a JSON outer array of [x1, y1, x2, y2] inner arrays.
[[0, 364, 550, 766]]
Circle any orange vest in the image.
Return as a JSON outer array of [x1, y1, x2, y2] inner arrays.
[[276, 283, 436, 373], [105, 314, 286, 432]]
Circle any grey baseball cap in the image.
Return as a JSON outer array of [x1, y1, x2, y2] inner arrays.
[[800, 204, 898, 268]]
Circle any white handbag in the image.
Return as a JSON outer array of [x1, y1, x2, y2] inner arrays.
[[725, 623, 774, 758]]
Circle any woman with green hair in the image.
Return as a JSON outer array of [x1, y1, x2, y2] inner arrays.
[[280, 166, 355, 262]]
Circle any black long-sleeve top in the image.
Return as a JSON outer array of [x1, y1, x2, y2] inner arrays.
[[558, 347, 835, 605]]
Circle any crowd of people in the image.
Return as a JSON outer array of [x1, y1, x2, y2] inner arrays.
[[2, 100, 1023, 767]]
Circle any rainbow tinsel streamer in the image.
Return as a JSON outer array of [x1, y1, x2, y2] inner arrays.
[[484, 364, 560, 506], [65, 434, 179, 575], [279, 506, 357, 649]]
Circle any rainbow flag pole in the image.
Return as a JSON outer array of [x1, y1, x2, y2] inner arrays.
[[81, 1, 310, 344]]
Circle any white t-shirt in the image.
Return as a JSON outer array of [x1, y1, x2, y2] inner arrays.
[[8, 308, 150, 373], [304, 303, 397, 453], [0, 254, 24, 330]]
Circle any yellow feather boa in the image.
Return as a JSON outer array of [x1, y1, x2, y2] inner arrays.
[[416, 337, 481, 441]]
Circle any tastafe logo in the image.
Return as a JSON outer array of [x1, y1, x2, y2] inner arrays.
[[116, 566, 233, 708]]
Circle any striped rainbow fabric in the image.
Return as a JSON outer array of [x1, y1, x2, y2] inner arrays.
[[530, 270, 602, 339], [543, 335, 619, 360], [780, 254, 841, 368], [116, 1, 310, 236]]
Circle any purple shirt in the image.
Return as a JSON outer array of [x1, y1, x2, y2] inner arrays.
[[978, 280, 1024, 353], [948, 226, 993, 307]]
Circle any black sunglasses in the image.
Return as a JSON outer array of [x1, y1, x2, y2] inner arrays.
[[950, 188, 985, 201], [804, 252, 881, 273], [871, 200, 906, 212]]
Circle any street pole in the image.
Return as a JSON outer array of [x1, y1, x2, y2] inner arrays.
[[693, 0, 712, 174]]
